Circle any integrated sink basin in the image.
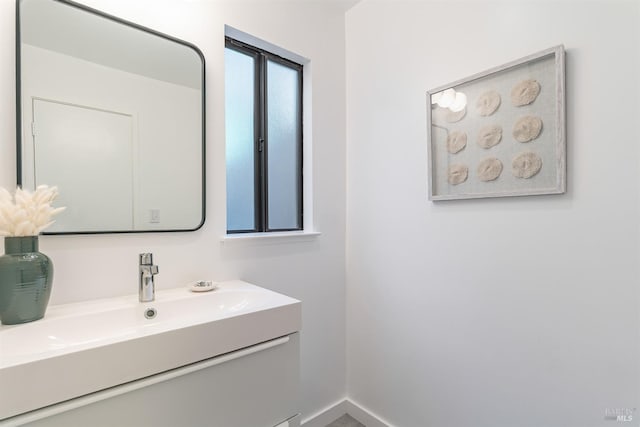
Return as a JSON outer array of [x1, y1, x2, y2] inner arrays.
[[0, 280, 301, 421]]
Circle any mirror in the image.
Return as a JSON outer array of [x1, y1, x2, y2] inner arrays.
[[17, 0, 205, 234]]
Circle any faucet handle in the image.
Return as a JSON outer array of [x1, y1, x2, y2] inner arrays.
[[139, 253, 154, 265]]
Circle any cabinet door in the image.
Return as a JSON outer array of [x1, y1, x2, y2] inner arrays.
[[20, 334, 299, 427]]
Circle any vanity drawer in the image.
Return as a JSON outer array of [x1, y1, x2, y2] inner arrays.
[[5, 333, 300, 427]]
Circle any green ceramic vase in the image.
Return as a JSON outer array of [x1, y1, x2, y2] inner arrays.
[[0, 236, 53, 325]]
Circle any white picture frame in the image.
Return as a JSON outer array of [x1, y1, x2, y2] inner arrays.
[[427, 45, 566, 201]]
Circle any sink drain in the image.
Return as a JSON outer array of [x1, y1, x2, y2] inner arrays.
[[144, 307, 157, 319]]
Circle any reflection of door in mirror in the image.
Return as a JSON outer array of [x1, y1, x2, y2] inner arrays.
[[18, 0, 205, 233], [32, 99, 134, 233]]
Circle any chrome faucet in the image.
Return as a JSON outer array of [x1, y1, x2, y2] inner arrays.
[[139, 253, 159, 302]]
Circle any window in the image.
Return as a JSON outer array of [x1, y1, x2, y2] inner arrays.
[[225, 37, 303, 233]]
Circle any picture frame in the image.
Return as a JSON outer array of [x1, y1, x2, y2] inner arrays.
[[426, 45, 566, 201]]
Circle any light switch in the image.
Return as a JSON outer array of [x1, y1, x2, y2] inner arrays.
[[150, 209, 160, 223]]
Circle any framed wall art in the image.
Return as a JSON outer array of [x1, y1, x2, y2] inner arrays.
[[426, 45, 566, 201]]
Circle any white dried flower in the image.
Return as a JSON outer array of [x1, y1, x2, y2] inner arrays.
[[0, 185, 65, 236]]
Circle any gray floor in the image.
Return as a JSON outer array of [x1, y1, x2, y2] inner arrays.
[[325, 414, 365, 427]]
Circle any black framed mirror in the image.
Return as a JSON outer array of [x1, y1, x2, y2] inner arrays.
[[16, 0, 205, 234]]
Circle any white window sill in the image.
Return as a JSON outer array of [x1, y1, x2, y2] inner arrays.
[[220, 230, 321, 245]]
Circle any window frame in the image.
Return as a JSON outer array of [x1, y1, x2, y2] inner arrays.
[[225, 37, 303, 234]]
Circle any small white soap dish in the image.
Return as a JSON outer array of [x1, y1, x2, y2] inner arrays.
[[188, 280, 219, 292]]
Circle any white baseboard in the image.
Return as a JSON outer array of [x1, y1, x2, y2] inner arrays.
[[302, 398, 393, 427], [301, 399, 349, 427], [345, 399, 393, 427]]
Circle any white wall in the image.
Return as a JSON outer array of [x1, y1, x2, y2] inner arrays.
[[0, 0, 347, 419], [346, 1, 639, 426]]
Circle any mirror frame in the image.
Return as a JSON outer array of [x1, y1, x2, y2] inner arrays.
[[15, 0, 206, 235]]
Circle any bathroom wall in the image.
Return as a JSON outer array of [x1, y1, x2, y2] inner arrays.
[[0, 0, 348, 419], [346, 1, 639, 426]]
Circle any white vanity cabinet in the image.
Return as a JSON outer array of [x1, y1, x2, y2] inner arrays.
[[17, 333, 300, 427], [0, 281, 301, 426]]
